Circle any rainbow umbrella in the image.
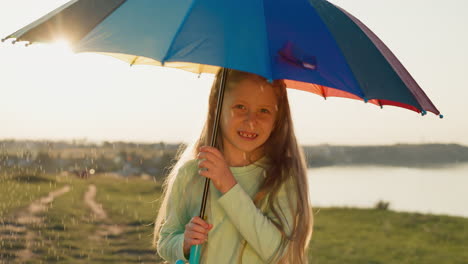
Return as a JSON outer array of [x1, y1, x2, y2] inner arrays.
[[3, 0, 441, 117], [2, 0, 442, 263]]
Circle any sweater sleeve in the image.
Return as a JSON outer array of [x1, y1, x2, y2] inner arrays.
[[217, 180, 295, 262], [157, 164, 192, 263]]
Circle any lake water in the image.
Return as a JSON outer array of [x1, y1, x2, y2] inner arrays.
[[308, 163, 468, 218]]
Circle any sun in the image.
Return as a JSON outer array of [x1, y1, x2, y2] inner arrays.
[[12, 37, 70, 56], [42, 38, 73, 55], [53, 38, 72, 52], [21, 37, 80, 69]]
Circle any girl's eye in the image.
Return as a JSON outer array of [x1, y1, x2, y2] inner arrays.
[[260, 108, 270, 114], [234, 104, 246, 110]]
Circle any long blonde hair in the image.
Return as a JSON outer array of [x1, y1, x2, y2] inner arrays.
[[154, 69, 313, 263]]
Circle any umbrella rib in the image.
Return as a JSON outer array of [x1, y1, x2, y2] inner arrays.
[[6, 0, 128, 45], [3, 0, 80, 41], [320, 85, 327, 99], [377, 99, 383, 109], [130, 56, 138, 66]]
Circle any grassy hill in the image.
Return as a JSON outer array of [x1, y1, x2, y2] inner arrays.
[[1, 172, 467, 263]]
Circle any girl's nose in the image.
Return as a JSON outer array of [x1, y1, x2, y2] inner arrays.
[[245, 111, 257, 121], [244, 111, 258, 129]]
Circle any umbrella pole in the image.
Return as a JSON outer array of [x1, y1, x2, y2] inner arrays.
[[199, 67, 227, 218], [188, 68, 228, 264]]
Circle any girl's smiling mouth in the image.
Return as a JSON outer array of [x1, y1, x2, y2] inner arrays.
[[238, 130, 258, 140]]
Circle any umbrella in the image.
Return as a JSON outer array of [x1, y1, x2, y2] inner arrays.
[[2, 0, 442, 263], [2, 0, 441, 117]]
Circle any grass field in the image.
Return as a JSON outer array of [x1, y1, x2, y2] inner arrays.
[[1, 173, 467, 263], [309, 208, 468, 264]]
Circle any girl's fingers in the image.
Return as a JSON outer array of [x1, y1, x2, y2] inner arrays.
[[188, 237, 206, 245], [197, 158, 215, 171], [190, 217, 211, 230], [197, 151, 222, 165], [199, 167, 223, 186], [187, 229, 208, 241], [185, 234, 205, 246], [198, 168, 209, 179], [198, 160, 214, 179], [187, 222, 209, 235], [199, 146, 224, 160], [184, 217, 213, 246]]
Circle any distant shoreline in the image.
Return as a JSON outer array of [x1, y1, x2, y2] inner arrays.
[[308, 162, 468, 169], [303, 144, 468, 168], [2, 139, 468, 168]]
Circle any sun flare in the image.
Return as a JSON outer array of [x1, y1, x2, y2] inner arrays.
[[42, 38, 73, 55]]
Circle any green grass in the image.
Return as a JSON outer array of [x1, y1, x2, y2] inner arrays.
[[0, 171, 64, 218], [309, 207, 468, 264], [25, 175, 163, 263], [33, 180, 98, 263], [1, 174, 467, 263], [90, 176, 163, 263]]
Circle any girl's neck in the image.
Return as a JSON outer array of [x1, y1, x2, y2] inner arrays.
[[223, 146, 265, 167]]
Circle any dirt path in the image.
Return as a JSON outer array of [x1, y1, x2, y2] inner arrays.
[[81, 184, 159, 262], [84, 184, 107, 220], [84, 184, 124, 240], [0, 185, 70, 262]]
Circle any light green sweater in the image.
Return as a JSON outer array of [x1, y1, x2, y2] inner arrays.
[[157, 157, 295, 264]]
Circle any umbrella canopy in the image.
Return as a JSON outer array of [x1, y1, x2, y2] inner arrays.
[[3, 0, 441, 117]]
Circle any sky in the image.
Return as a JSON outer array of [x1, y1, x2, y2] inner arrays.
[[0, 0, 467, 146]]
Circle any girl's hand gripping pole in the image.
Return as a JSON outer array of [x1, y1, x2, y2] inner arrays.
[[175, 68, 227, 264]]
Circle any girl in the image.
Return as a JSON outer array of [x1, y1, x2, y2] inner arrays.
[[154, 69, 313, 263]]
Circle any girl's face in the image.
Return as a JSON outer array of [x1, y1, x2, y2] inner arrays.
[[220, 77, 278, 164]]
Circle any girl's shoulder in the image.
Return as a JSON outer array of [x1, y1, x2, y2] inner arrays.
[[179, 158, 199, 172], [174, 159, 200, 185]]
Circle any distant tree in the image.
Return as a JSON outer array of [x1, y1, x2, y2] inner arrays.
[[36, 152, 55, 172]]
